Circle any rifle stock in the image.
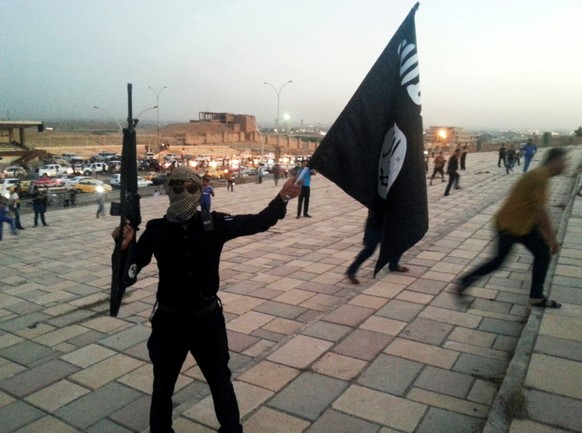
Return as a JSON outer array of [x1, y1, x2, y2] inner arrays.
[[110, 83, 142, 316]]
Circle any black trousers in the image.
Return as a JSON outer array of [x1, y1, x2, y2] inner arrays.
[[148, 305, 242, 433], [444, 172, 460, 195], [462, 226, 550, 299], [297, 186, 310, 216]]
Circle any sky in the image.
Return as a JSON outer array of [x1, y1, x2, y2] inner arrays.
[[2, 0, 581, 131]]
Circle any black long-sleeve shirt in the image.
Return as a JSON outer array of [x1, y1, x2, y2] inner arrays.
[[134, 195, 287, 310]]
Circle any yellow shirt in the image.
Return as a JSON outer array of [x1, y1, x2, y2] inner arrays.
[[496, 166, 551, 236]]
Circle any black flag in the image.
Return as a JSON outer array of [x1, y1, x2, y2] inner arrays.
[[309, 3, 427, 275]]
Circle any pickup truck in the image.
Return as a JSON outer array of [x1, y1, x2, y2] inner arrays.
[[38, 164, 73, 177], [82, 162, 109, 176]]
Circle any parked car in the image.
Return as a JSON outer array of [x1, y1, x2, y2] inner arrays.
[[58, 175, 92, 188], [109, 174, 153, 188], [38, 164, 73, 177], [151, 173, 168, 186], [72, 179, 112, 194], [82, 162, 109, 176], [1, 166, 27, 177], [33, 177, 64, 188]]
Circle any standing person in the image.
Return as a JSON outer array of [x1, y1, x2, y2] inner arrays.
[[112, 166, 300, 433], [522, 138, 538, 173], [96, 191, 106, 218], [31, 186, 49, 227], [460, 144, 468, 170], [457, 147, 568, 308], [272, 163, 281, 186], [444, 148, 461, 196], [296, 160, 313, 218], [9, 186, 24, 230], [498, 143, 507, 168], [0, 198, 18, 241], [345, 210, 409, 284], [225, 169, 235, 192], [256, 164, 263, 184], [505, 145, 516, 174], [201, 175, 215, 211], [429, 151, 446, 185]]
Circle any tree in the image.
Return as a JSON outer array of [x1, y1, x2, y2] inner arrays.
[[575, 127, 582, 137]]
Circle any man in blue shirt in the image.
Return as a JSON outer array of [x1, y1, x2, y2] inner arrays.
[[297, 160, 312, 218], [522, 138, 537, 173]]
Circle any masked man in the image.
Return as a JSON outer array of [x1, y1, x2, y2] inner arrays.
[[114, 166, 300, 433]]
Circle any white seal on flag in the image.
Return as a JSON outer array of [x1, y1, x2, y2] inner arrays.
[[378, 123, 406, 199]]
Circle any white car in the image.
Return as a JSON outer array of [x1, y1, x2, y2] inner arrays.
[[59, 175, 93, 188], [110, 174, 153, 188], [1, 166, 27, 177], [38, 164, 73, 177]]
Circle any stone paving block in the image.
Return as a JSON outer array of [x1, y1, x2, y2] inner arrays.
[[304, 408, 380, 433], [376, 299, 424, 322], [0, 359, 80, 398], [32, 324, 90, 347], [414, 406, 484, 433], [312, 352, 368, 381], [59, 343, 117, 368], [238, 360, 300, 392], [479, 316, 524, 337], [509, 419, 575, 433], [420, 305, 482, 328], [358, 354, 423, 396], [183, 380, 273, 429], [524, 388, 582, 432], [55, 382, 142, 430], [0, 332, 23, 351], [69, 353, 144, 389], [301, 321, 352, 342], [44, 309, 96, 329], [0, 312, 51, 333], [254, 301, 308, 319], [362, 280, 406, 299], [1, 341, 55, 366], [526, 353, 582, 400], [299, 293, 343, 312], [4, 300, 44, 316], [24, 379, 90, 412], [443, 340, 510, 361], [222, 295, 266, 315], [0, 400, 45, 433], [401, 317, 454, 345], [12, 415, 81, 433], [453, 353, 507, 380], [98, 324, 151, 351], [81, 316, 129, 333], [359, 315, 408, 336], [226, 331, 261, 353], [268, 372, 348, 421], [272, 288, 316, 305], [261, 317, 303, 335], [413, 366, 474, 398], [86, 418, 135, 433], [109, 394, 150, 433], [333, 384, 426, 432], [267, 335, 333, 368], [539, 313, 582, 343], [171, 417, 214, 432], [385, 338, 459, 369], [243, 406, 310, 433], [332, 329, 393, 361], [348, 294, 389, 310], [534, 334, 582, 362], [395, 290, 433, 305], [467, 379, 498, 405], [448, 326, 496, 348], [492, 334, 519, 352]]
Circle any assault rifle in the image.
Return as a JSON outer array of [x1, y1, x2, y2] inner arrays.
[[110, 83, 142, 316]]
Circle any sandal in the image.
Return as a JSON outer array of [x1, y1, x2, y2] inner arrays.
[[530, 297, 562, 308]]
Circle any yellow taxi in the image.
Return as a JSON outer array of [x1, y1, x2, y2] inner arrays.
[[72, 179, 113, 194]]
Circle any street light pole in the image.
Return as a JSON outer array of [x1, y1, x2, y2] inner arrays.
[[263, 80, 293, 131], [93, 106, 123, 132], [148, 86, 167, 148]]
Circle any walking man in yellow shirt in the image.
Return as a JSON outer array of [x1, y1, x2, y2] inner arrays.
[[457, 147, 568, 308]]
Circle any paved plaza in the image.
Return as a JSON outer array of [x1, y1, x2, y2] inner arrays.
[[1, 148, 581, 433]]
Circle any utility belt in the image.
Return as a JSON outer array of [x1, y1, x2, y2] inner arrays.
[[151, 296, 220, 321]]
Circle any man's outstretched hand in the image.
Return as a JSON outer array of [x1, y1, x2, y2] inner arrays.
[[279, 176, 302, 201]]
